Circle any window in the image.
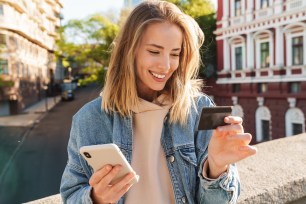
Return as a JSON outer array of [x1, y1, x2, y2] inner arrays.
[[0, 59, 9, 74], [0, 34, 5, 45], [235, 0, 241, 16], [261, 0, 269, 9], [292, 36, 303, 65], [289, 82, 301, 93], [286, 108, 305, 136], [292, 123, 303, 135], [235, 46, 243, 70], [256, 106, 271, 142], [261, 120, 270, 141], [258, 83, 268, 93], [0, 4, 4, 15], [260, 42, 270, 68], [232, 84, 241, 93]]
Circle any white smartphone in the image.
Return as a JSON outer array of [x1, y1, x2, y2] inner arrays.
[[80, 143, 139, 185]]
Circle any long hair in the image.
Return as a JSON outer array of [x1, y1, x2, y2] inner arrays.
[[101, 0, 204, 125]]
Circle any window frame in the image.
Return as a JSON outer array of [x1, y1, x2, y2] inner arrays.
[[256, 106, 271, 142], [292, 36, 303, 65], [234, 0, 242, 16], [0, 58, 9, 75], [231, 42, 246, 71], [0, 4, 4, 15], [260, 0, 269, 9], [260, 41, 270, 68]]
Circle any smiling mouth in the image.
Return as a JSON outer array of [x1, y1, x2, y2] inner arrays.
[[149, 71, 166, 79]]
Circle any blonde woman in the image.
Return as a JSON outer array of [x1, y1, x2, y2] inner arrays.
[[60, 1, 257, 204]]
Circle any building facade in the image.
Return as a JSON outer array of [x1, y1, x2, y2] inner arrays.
[[213, 0, 306, 143], [0, 0, 63, 115]]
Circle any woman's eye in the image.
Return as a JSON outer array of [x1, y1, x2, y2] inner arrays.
[[171, 53, 180, 57], [148, 50, 159, 55]]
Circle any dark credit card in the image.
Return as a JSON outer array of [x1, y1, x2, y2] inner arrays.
[[198, 106, 233, 130]]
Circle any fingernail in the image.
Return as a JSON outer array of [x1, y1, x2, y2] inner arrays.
[[224, 117, 229, 122], [105, 165, 112, 170]]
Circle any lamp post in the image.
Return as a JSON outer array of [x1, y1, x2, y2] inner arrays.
[[43, 85, 48, 112]]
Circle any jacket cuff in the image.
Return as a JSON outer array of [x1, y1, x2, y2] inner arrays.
[[198, 156, 236, 190]]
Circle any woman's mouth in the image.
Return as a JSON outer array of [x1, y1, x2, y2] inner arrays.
[[149, 71, 166, 79]]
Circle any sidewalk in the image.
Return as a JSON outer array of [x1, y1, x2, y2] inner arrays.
[[0, 96, 61, 127]]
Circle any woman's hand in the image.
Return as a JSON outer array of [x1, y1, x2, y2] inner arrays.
[[89, 165, 137, 204], [206, 116, 257, 178]]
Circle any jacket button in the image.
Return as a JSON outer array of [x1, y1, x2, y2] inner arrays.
[[169, 155, 175, 163], [164, 116, 168, 122], [182, 197, 186, 203]]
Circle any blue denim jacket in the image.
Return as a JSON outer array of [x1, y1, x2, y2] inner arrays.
[[60, 95, 240, 204]]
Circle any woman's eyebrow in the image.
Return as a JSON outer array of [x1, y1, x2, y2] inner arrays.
[[146, 43, 181, 51]]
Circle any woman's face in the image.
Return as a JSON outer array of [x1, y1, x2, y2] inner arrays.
[[135, 21, 183, 101]]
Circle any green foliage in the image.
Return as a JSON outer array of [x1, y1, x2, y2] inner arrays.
[[168, 0, 217, 79], [197, 13, 217, 78], [167, 0, 215, 18], [55, 13, 119, 85], [0, 78, 14, 87]]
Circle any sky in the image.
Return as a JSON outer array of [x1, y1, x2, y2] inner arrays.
[[60, 0, 218, 23]]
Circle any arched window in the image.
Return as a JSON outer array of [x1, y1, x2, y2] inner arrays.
[[256, 106, 271, 142], [253, 30, 274, 69], [283, 23, 306, 66], [285, 108, 305, 136], [229, 36, 246, 71], [232, 105, 244, 118]]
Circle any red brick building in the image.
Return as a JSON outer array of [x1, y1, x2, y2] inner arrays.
[[211, 0, 306, 143]]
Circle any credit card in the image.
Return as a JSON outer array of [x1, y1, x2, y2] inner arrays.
[[198, 106, 233, 130]]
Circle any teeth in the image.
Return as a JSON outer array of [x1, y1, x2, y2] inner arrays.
[[150, 71, 166, 79]]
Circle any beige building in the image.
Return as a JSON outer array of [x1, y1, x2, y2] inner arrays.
[[0, 0, 63, 115]]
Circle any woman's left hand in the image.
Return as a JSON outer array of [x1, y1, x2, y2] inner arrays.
[[206, 116, 257, 178]]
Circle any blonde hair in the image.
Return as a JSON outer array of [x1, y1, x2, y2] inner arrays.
[[102, 0, 204, 125]]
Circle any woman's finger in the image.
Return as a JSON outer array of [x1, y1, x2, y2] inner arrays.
[[111, 172, 136, 193], [99, 165, 122, 187], [227, 133, 252, 145], [239, 145, 258, 156], [89, 165, 113, 186], [113, 183, 133, 201], [224, 116, 243, 124], [217, 123, 244, 134]]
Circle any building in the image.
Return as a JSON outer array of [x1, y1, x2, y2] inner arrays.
[[213, 0, 306, 143], [0, 0, 63, 115]]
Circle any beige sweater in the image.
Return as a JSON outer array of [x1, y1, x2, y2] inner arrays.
[[125, 95, 175, 204]]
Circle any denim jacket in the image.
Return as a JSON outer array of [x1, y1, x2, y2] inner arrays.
[[60, 95, 240, 204]]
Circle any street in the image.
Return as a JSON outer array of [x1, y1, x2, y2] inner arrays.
[[0, 84, 101, 203]]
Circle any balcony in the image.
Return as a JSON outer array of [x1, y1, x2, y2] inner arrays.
[[27, 134, 306, 204], [217, 66, 306, 84], [230, 15, 244, 26], [286, 0, 306, 12], [255, 7, 273, 19]]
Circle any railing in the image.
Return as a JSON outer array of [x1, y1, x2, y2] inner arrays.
[[217, 66, 306, 84], [255, 7, 273, 19], [286, 0, 305, 11]]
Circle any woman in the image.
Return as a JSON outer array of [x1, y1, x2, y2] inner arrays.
[[60, 1, 257, 204]]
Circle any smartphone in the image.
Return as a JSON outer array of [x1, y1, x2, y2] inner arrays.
[[198, 106, 233, 130], [80, 143, 139, 185]]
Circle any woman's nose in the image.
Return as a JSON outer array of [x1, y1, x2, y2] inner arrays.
[[158, 56, 171, 72]]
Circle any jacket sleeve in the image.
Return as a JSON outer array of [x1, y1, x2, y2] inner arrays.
[[194, 95, 240, 204], [60, 115, 94, 204]]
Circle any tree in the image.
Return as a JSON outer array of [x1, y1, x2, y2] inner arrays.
[[55, 14, 119, 85], [168, 0, 217, 79], [167, 0, 215, 18]]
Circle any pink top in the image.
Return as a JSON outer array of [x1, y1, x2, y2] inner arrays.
[[125, 95, 175, 204]]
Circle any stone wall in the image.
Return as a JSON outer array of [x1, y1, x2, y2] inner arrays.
[[27, 133, 306, 204]]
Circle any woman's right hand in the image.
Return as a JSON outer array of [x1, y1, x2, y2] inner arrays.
[[89, 164, 137, 204]]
